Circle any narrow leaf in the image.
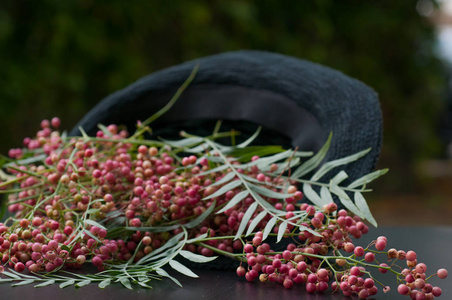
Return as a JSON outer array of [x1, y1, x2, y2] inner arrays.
[[59, 279, 75, 289], [329, 170, 348, 185], [277, 221, 288, 242], [354, 192, 378, 227], [98, 279, 111, 289], [179, 250, 218, 263], [262, 216, 277, 241], [12, 279, 34, 287], [183, 143, 210, 154], [292, 133, 332, 178], [198, 164, 229, 176], [250, 191, 279, 213], [235, 126, 262, 148], [248, 183, 293, 199], [6, 154, 47, 167], [330, 184, 363, 218], [234, 146, 286, 162], [311, 148, 371, 181], [84, 219, 107, 230], [169, 260, 199, 278], [202, 180, 242, 200], [348, 169, 389, 189], [156, 268, 182, 287], [2, 270, 21, 279], [207, 172, 236, 187], [234, 201, 258, 240], [185, 199, 216, 229], [159, 137, 203, 148], [83, 229, 102, 243], [216, 190, 249, 214], [186, 232, 208, 243], [119, 277, 132, 290], [35, 279, 56, 287], [302, 184, 325, 207], [136, 232, 184, 265], [320, 186, 334, 205], [97, 124, 113, 138], [246, 210, 267, 236]]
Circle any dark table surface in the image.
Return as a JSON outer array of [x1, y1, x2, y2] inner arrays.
[[1, 227, 450, 300]]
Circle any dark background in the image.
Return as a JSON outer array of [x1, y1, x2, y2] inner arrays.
[[0, 0, 451, 224]]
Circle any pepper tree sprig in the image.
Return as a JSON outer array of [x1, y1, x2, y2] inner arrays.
[[0, 117, 447, 299]]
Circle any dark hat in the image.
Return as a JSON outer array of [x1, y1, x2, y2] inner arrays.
[[71, 50, 382, 183], [70, 50, 382, 270]]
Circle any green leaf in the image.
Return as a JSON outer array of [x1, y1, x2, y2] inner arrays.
[[348, 169, 389, 189], [137, 281, 153, 289], [84, 219, 107, 230], [186, 232, 208, 243], [183, 143, 210, 154], [35, 279, 56, 288], [2, 270, 21, 279], [302, 184, 324, 207], [234, 201, 258, 240], [262, 216, 277, 241], [198, 164, 229, 176], [59, 279, 75, 288], [235, 126, 262, 148], [234, 146, 286, 163], [138, 274, 149, 282], [207, 172, 236, 188], [216, 190, 249, 214], [202, 180, 242, 200], [78, 126, 89, 139], [12, 279, 35, 287], [179, 250, 218, 263], [277, 221, 288, 242], [156, 268, 182, 287], [119, 277, 132, 290], [248, 183, 293, 199], [98, 278, 111, 289], [320, 186, 334, 205], [238, 149, 293, 169], [311, 148, 371, 181], [160, 137, 203, 148], [85, 208, 101, 215], [292, 133, 332, 178], [246, 210, 267, 236], [249, 191, 279, 213], [329, 170, 348, 185], [83, 229, 102, 243], [169, 260, 199, 278], [354, 192, 378, 227], [75, 279, 91, 288], [329, 184, 362, 218], [5, 154, 47, 167], [185, 199, 216, 229], [97, 124, 113, 138], [125, 224, 180, 233], [136, 232, 184, 265]]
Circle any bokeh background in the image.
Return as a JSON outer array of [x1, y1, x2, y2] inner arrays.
[[0, 0, 451, 225]]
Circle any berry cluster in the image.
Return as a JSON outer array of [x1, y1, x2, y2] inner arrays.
[[0, 118, 447, 299]]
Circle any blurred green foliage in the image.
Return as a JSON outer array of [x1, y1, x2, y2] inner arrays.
[[0, 0, 446, 192]]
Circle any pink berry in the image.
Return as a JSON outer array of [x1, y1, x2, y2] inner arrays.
[[398, 284, 410, 295], [236, 266, 246, 277], [437, 268, 448, 279], [354, 246, 364, 257], [432, 287, 442, 297], [406, 250, 417, 261]]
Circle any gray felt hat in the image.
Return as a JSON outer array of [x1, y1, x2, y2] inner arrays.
[[71, 50, 382, 184], [70, 50, 383, 270]]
